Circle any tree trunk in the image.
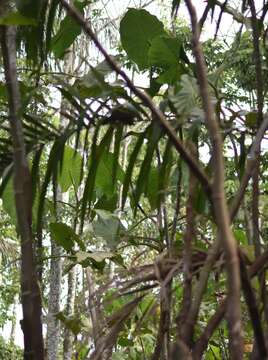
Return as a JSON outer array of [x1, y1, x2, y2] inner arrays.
[[46, 240, 62, 360], [0, 25, 44, 359], [9, 297, 17, 343], [63, 267, 76, 360]]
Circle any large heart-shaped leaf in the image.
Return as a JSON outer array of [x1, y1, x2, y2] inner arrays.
[[120, 8, 165, 69]]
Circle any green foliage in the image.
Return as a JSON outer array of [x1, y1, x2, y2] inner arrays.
[[93, 210, 125, 250], [0, 1, 268, 358], [51, 1, 85, 59], [0, 337, 22, 360], [49, 222, 83, 252], [0, 12, 37, 26], [120, 8, 165, 69], [58, 145, 83, 192], [120, 8, 188, 84]]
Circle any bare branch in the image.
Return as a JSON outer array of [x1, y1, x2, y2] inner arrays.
[[193, 249, 268, 357], [230, 115, 268, 219], [185, 1, 243, 357]]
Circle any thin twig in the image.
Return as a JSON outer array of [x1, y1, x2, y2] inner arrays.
[[193, 249, 268, 357]]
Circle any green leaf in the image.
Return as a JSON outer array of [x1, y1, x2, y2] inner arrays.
[[16, 0, 42, 19], [157, 140, 173, 206], [58, 146, 83, 192], [80, 126, 114, 230], [171, 0, 181, 17], [145, 167, 159, 210], [148, 36, 182, 84], [234, 229, 247, 245], [95, 151, 124, 197], [93, 210, 125, 249], [120, 8, 165, 69], [50, 222, 80, 252], [95, 193, 118, 212], [169, 74, 201, 116], [56, 312, 89, 336], [0, 11, 37, 25], [194, 184, 208, 214], [2, 179, 16, 224], [134, 123, 162, 212], [149, 36, 181, 67], [75, 251, 114, 263], [121, 131, 146, 209], [51, 1, 84, 59], [245, 111, 258, 129]]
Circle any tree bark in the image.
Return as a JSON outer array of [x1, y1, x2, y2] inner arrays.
[[46, 240, 62, 360], [0, 25, 44, 359], [63, 267, 76, 360], [46, 44, 73, 359]]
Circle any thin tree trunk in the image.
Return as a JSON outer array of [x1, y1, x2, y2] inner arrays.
[[46, 239, 62, 360], [0, 25, 44, 359], [9, 297, 17, 343], [46, 43, 73, 358], [86, 269, 102, 350], [185, 2, 243, 357], [63, 267, 76, 360]]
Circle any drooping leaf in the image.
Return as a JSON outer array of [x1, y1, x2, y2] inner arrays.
[[120, 8, 165, 69], [80, 126, 114, 230], [56, 312, 89, 336], [58, 145, 83, 192], [36, 130, 72, 236], [76, 251, 114, 263], [169, 74, 201, 116], [50, 222, 82, 252], [134, 123, 163, 212], [145, 167, 159, 210], [16, 0, 43, 19], [148, 36, 183, 84], [157, 140, 173, 206], [171, 0, 181, 17], [93, 210, 125, 250], [121, 131, 147, 209], [45, 0, 60, 55], [51, 1, 85, 58], [0, 11, 37, 26]]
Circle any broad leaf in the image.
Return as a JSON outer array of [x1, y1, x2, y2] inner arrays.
[[51, 1, 84, 59], [76, 251, 114, 263], [0, 11, 37, 26], [16, 0, 42, 19], [148, 36, 182, 84], [120, 8, 165, 69], [58, 145, 83, 192], [50, 222, 82, 252], [95, 152, 124, 197], [169, 74, 201, 116], [93, 210, 125, 249]]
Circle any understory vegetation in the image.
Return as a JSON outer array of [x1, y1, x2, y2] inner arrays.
[[1, 0, 268, 359]]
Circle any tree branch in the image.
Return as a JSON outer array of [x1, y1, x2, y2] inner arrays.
[[185, 1, 243, 357], [193, 249, 268, 358]]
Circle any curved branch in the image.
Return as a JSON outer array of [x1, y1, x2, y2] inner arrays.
[[185, 1, 243, 357]]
